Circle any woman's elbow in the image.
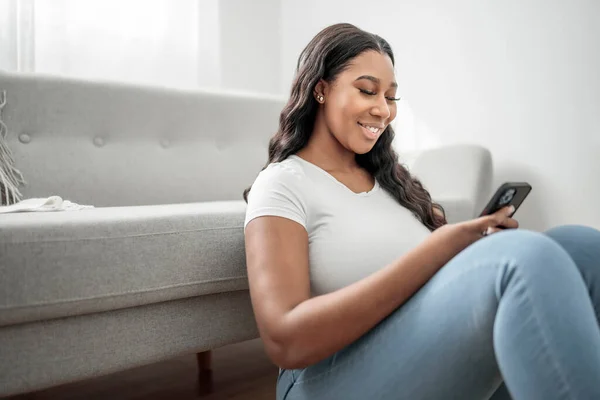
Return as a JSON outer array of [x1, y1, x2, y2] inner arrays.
[[263, 333, 311, 370]]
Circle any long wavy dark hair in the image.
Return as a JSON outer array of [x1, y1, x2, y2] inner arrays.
[[243, 23, 446, 231]]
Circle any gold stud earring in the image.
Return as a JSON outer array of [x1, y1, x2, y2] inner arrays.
[[317, 95, 324, 103]]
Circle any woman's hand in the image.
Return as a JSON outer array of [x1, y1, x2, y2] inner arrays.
[[459, 205, 519, 238], [425, 206, 519, 263]]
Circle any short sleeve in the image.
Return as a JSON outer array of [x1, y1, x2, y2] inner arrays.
[[244, 163, 308, 230]]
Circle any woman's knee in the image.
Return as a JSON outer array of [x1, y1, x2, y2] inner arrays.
[[483, 229, 574, 274], [488, 229, 564, 255], [544, 224, 600, 279], [479, 229, 581, 298], [545, 224, 600, 244]]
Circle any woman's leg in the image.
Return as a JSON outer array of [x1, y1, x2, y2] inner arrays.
[[544, 224, 600, 320], [490, 224, 600, 399], [277, 229, 600, 400]]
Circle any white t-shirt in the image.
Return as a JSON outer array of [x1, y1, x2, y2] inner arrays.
[[244, 155, 432, 296]]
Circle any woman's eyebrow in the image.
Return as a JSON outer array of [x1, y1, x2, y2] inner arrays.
[[354, 75, 398, 88]]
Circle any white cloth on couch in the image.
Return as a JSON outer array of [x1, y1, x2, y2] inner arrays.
[[0, 196, 94, 213]]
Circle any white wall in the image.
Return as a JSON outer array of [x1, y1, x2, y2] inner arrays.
[[0, 0, 281, 95], [219, 0, 281, 95], [0, 0, 34, 72], [34, 0, 210, 89], [281, 0, 600, 231], [1, 0, 222, 89], [0, 0, 17, 71]]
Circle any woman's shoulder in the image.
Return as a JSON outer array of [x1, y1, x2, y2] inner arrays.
[[253, 155, 310, 187], [245, 156, 311, 229]]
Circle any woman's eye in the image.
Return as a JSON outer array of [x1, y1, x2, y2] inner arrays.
[[360, 89, 400, 102]]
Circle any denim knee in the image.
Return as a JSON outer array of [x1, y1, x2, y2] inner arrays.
[[489, 229, 567, 258], [545, 224, 600, 241], [544, 224, 600, 282], [482, 229, 575, 289]]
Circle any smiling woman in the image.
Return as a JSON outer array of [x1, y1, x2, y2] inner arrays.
[[242, 22, 600, 400], [244, 23, 445, 231]]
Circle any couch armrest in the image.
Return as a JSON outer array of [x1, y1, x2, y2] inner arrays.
[[0, 201, 248, 326], [404, 145, 493, 223]]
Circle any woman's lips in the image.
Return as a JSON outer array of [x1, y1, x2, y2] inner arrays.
[[358, 122, 382, 139]]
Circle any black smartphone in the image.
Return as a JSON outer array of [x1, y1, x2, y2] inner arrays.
[[479, 182, 532, 217]]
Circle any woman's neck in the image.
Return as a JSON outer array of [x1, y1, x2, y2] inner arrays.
[[296, 118, 358, 173]]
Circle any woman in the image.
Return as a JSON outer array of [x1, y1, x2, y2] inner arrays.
[[243, 23, 600, 399]]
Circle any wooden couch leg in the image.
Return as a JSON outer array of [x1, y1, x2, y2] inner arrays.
[[197, 351, 213, 396]]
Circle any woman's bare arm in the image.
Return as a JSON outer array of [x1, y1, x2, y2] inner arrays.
[[244, 215, 464, 370]]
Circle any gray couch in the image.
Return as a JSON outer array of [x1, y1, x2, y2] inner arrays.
[[0, 71, 493, 396]]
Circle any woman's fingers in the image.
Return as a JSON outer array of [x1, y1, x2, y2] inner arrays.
[[478, 206, 519, 236], [483, 221, 520, 236], [490, 206, 517, 227], [467, 206, 519, 237], [483, 226, 503, 236], [502, 217, 519, 229]]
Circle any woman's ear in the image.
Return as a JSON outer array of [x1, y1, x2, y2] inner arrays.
[[314, 79, 328, 103]]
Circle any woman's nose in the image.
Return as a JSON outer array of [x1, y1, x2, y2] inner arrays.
[[370, 96, 390, 120]]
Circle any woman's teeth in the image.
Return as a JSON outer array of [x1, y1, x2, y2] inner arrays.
[[358, 122, 381, 135]]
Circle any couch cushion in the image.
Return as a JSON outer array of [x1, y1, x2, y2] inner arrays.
[[0, 71, 284, 206], [0, 201, 248, 327]]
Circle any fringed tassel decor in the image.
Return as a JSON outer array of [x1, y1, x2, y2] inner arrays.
[[0, 90, 26, 205]]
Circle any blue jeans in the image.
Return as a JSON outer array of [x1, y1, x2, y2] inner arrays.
[[277, 225, 600, 400]]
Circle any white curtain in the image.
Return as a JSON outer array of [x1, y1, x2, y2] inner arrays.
[[0, 0, 221, 90]]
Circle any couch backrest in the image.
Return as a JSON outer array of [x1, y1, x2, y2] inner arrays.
[[0, 71, 285, 206]]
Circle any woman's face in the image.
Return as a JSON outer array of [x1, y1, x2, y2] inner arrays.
[[319, 50, 399, 155]]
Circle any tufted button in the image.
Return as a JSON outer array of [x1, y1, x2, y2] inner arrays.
[[93, 136, 105, 147], [160, 138, 170, 148], [18, 133, 31, 144]]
